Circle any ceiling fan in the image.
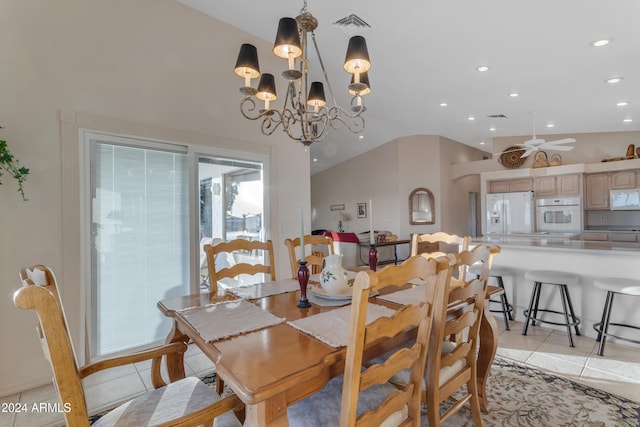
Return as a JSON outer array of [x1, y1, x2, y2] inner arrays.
[[515, 115, 575, 158]]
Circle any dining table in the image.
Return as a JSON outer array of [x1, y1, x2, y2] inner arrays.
[[157, 276, 499, 427]]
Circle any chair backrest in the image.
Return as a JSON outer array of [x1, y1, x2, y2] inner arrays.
[[340, 255, 454, 426], [204, 239, 276, 294], [424, 245, 499, 426], [14, 265, 91, 426], [284, 234, 334, 278], [410, 232, 471, 280]]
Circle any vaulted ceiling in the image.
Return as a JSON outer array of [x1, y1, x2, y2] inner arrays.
[[179, 0, 640, 174]]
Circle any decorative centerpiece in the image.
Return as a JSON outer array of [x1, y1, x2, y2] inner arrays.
[[319, 254, 349, 295]]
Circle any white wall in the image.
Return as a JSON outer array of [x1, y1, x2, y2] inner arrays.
[[0, 0, 310, 395]]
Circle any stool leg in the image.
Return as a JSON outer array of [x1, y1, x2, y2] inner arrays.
[[522, 281, 540, 336], [559, 285, 575, 347], [597, 291, 615, 356], [500, 293, 511, 331], [531, 281, 542, 327], [497, 276, 514, 320], [563, 284, 581, 336]]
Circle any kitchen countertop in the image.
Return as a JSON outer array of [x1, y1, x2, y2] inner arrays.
[[473, 234, 640, 254]]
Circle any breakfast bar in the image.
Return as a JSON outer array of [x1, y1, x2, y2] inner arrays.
[[473, 235, 640, 340]]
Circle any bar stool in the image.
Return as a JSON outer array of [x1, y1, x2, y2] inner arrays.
[[593, 277, 640, 356], [469, 263, 513, 330], [522, 270, 581, 347]]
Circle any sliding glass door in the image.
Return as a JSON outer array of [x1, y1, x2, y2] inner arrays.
[[85, 131, 268, 358], [88, 133, 189, 357], [197, 156, 265, 288]]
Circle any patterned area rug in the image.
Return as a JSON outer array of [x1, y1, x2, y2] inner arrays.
[[444, 357, 640, 426], [89, 356, 640, 426]]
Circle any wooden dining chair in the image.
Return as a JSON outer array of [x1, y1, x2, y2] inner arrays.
[[204, 238, 276, 295], [14, 265, 243, 427], [284, 234, 334, 277], [423, 245, 498, 426], [287, 255, 454, 426], [410, 232, 471, 281]]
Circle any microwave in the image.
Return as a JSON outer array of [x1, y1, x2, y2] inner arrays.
[[535, 197, 582, 232], [610, 189, 640, 210]]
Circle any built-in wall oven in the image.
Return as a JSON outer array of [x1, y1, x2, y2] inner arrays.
[[536, 197, 582, 232]]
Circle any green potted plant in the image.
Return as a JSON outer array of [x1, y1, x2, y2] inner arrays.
[[0, 127, 29, 201]]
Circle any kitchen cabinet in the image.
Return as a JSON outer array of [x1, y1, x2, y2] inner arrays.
[[534, 174, 580, 197], [609, 170, 636, 189], [582, 232, 608, 241], [488, 178, 533, 193], [581, 232, 638, 242], [610, 233, 637, 242], [584, 173, 609, 210]]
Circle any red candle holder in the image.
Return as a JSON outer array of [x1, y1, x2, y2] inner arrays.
[[368, 244, 378, 271], [297, 261, 311, 308]]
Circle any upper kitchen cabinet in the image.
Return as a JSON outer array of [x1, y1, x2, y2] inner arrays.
[[609, 170, 636, 189], [534, 174, 580, 197], [584, 173, 609, 210], [488, 178, 533, 193]]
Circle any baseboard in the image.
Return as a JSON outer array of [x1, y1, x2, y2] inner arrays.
[[0, 377, 52, 398]]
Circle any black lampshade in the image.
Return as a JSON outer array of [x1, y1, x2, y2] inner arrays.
[[307, 82, 326, 107], [344, 35, 371, 74], [273, 17, 302, 59], [234, 44, 260, 80], [349, 71, 371, 96], [256, 73, 277, 101]]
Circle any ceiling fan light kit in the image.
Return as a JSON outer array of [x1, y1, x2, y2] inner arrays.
[[515, 114, 576, 158]]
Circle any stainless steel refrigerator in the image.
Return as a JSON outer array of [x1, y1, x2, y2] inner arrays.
[[486, 191, 535, 234]]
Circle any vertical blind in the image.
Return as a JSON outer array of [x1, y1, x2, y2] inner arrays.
[[91, 140, 189, 356]]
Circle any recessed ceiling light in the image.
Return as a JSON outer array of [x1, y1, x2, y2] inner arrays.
[[479, 141, 486, 145], [476, 65, 490, 72], [617, 101, 630, 107], [440, 102, 448, 107], [591, 38, 613, 47], [508, 92, 520, 97], [546, 123, 555, 128], [468, 116, 475, 121], [312, 158, 318, 162], [606, 77, 623, 84], [623, 118, 633, 123], [359, 135, 364, 139], [489, 127, 496, 132]]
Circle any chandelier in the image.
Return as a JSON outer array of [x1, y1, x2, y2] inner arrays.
[[233, 1, 372, 149]]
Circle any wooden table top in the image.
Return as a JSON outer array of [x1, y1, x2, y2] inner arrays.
[[158, 286, 411, 406]]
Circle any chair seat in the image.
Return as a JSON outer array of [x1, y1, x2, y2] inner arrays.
[[593, 277, 640, 295], [524, 270, 579, 285], [287, 374, 407, 427], [468, 263, 510, 277], [93, 377, 242, 427]]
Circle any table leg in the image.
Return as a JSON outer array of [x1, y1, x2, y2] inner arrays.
[[165, 320, 188, 382], [477, 308, 498, 413], [244, 393, 289, 427]]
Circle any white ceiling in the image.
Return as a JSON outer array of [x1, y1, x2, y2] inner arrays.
[[179, 0, 640, 174]]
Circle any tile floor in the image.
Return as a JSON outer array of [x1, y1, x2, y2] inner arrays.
[[1, 321, 639, 427]]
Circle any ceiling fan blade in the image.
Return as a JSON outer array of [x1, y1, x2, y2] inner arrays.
[[545, 138, 576, 146], [520, 148, 536, 158], [545, 145, 574, 151]]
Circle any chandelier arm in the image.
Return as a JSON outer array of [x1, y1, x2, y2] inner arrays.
[[240, 97, 265, 120], [327, 106, 365, 134], [260, 110, 286, 136]]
